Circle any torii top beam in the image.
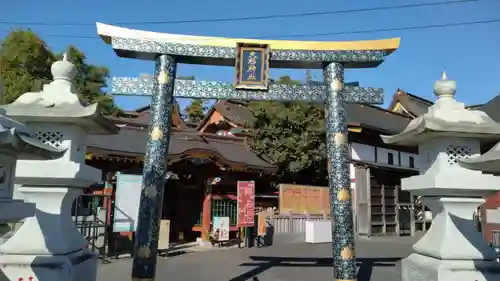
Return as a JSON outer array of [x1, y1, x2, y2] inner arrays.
[[96, 23, 400, 69]]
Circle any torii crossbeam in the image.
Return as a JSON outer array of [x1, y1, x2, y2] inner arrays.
[[97, 22, 399, 281]]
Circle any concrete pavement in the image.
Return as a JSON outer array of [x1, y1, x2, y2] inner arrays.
[[97, 234, 423, 281]]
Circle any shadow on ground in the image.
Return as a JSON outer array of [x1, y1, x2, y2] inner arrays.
[[230, 256, 400, 281], [159, 242, 199, 258]]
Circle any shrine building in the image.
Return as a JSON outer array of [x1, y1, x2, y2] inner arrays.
[[83, 85, 433, 244]]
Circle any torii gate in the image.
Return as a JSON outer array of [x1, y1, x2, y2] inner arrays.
[[96, 22, 399, 281]]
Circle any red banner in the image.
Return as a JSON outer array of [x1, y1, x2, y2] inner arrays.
[[237, 181, 255, 227]]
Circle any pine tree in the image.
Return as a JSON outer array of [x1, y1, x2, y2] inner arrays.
[[184, 99, 207, 122], [248, 75, 326, 182]]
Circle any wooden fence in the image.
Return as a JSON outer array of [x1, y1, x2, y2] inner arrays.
[[263, 213, 329, 234]]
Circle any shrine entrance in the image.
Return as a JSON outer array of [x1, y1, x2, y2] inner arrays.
[[96, 22, 400, 281]]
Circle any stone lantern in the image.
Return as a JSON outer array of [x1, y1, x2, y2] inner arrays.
[[381, 73, 500, 281], [0, 55, 118, 281], [0, 110, 65, 227]]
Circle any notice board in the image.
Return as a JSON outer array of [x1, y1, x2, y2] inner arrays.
[[278, 184, 331, 215], [212, 216, 230, 241], [113, 173, 142, 232]]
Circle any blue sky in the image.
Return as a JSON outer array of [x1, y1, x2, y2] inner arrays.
[[1, 0, 500, 111]]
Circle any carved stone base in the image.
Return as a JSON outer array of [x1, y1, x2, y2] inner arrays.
[[0, 249, 97, 281], [0, 187, 88, 255], [402, 253, 500, 281]]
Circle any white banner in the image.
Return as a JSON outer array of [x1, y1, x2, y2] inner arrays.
[[113, 173, 142, 232], [212, 216, 230, 241]]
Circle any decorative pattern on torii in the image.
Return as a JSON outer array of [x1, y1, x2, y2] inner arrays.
[[96, 22, 399, 281]]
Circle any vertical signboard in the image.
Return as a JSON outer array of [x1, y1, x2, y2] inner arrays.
[[113, 173, 142, 232], [237, 181, 255, 227]]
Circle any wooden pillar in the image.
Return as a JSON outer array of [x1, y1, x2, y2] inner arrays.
[[202, 193, 212, 241]]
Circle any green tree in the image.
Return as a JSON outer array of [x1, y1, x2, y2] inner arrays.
[[178, 76, 208, 122], [0, 29, 121, 115], [57, 46, 121, 115], [248, 76, 327, 182], [184, 99, 207, 122], [0, 29, 55, 104], [276, 75, 300, 85]]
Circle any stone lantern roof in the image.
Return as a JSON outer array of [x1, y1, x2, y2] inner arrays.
[[0, 109, 66, 160], [458, 138, 500, 172], [381, 72, 500, 146], [0, 54, 118, 135]]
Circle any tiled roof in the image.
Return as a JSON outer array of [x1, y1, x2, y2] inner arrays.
[[214, 100, 253, 126], [472, 95, 500, 123], [389, 89, 497, 121], [207, 99, 411, 134], [87, 127, 275, 170], [388, 89, 434, 117], [112, 103, 186, 129], [346, 104, 410, 133]]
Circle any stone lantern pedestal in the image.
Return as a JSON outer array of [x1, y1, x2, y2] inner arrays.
[[0, 55, 118, 281], [382, 73, 500, 281]]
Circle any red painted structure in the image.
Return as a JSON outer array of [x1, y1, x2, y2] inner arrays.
[[481, 192, 500, 243], [193, 193, 240, 241]]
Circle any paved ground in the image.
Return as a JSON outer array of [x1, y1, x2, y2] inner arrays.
[[97, 234, 423, 281]]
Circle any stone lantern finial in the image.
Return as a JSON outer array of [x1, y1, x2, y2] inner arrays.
[[50, 52, 77, 82], [433, 71, 456, 99]]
